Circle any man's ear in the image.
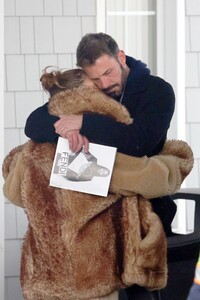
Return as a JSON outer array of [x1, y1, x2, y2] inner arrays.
[[117, 50, 126, 66]]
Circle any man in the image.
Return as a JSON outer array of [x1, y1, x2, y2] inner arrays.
[[25, 32, 176, 299]]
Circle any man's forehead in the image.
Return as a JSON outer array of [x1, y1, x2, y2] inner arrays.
[[84, 55, 116, 79]]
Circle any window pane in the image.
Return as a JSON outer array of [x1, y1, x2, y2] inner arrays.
[[105, 0, 157, 74]]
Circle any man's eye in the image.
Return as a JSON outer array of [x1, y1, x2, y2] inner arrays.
[[105, 70, 111, 75]]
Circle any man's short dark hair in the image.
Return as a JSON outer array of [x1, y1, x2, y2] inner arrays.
[[76, 33, 120, 68]]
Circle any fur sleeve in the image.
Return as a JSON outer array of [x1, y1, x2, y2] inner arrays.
[[110, 140, 194, 198], [2, 145, 25, 208], [48, 86, 133, 125]]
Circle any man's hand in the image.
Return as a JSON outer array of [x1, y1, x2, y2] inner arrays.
[[66, 130, 89, 153], [54, 115, 83, 136]]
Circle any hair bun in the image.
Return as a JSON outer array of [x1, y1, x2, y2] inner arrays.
[[40, 66, 60, 92]]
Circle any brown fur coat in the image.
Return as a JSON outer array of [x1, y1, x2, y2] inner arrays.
[[2, 86, 193, 300]]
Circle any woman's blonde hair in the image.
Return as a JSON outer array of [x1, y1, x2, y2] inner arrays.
[[40, 67, 86, 97]]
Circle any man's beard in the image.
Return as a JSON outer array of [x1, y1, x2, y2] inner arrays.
[[103, 84, 119, 98], [102, 66, 127, 99]]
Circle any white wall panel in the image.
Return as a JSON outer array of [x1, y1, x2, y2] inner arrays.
[[16, 0, 43, 16], [5, 240, 21, 277], [25, 55, 40, 90], [6, 55, 25, 91], [4, 18, 20, 54], [190, 124, 200, 159], [77, 0, 96, 15], [39, 54, 58, 72], [6, 277, 23, 300], [4, 129, 20, 155], [34, 17, 54, 53], [185, 53, 199, 87], [190, 17, 200, 51], [4, 0, 15, 16], [4, 92, 16, 128], [15, 91, 43, 128], [19, 129, 29, 145], [53, 17, 82, 53], [185, 158, 199, 187], [63, 0, 77, 16], [186, 88, 200, 122], [185, 17, 190, 52], [4, 61, 7, 91], [57, 54, 73, 69], [199, 53, 200, 85], [44, 0, 63, 16], [20, 17, 35, 54], [81, 17, 96, 35], [5, 204, 17, 240]]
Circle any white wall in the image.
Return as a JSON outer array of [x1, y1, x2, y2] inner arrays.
[[4, 1, 96, 299], [185, 0, 200, 187]]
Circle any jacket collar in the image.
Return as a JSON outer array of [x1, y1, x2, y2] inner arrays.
[[125, 56, 150, 95]]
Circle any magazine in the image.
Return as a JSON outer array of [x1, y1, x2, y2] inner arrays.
[[50, 137, 117, 197]]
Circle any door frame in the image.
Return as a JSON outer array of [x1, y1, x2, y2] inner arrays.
[[1, 1, 4, 298]]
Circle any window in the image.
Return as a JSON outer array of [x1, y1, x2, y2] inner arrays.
[[97, 0, 157, 74]]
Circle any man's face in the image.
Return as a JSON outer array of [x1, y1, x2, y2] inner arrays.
[[83, 51, 127, 98]]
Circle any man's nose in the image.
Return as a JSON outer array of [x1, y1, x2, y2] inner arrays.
[[99, 77, 110, 89]]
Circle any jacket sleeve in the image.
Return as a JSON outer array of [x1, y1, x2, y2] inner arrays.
[[25, 102, 59, 143], [80, 81, 175, 157], [109, 140, 193, 198], [2, 146, 25, 208]]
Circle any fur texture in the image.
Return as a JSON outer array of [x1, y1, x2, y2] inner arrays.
[[48, 85, 133, 125], [2, 85, 193, 300]]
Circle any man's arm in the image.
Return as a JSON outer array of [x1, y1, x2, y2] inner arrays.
[[25, 103, 89, 152], [25, 83, 175, 156], [25, 103, 59, 143], [80, 93, 175, 156]]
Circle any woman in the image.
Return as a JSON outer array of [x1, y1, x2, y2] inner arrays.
[[3, 67, 193, 300]]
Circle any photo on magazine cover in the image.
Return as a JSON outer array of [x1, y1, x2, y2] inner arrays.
[[50, 137, 117, 197]]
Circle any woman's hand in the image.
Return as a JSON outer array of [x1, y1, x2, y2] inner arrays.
[[54, 115, 88, 152], [54, 115, 83, 136], [66, 130, 89, 153]]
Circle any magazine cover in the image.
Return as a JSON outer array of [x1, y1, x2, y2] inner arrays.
[[50, 137, 117, 197]]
